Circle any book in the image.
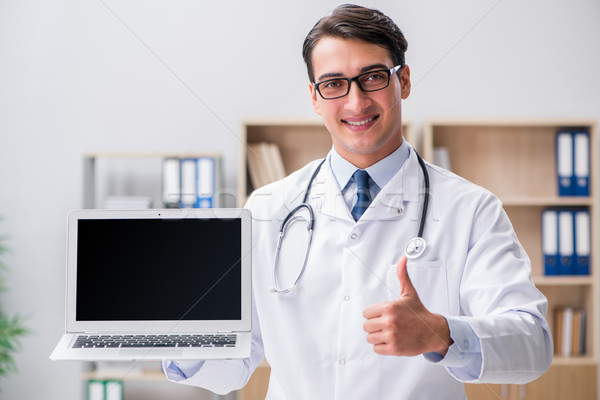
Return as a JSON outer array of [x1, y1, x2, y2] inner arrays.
[[554, 306, 587, 357], [247, 142, 287, 189]]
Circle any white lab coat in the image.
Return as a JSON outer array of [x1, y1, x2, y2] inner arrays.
[[168, 146, 552, 399]]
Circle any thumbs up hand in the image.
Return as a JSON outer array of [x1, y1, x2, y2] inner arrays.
[[362, 256, 453, 357]]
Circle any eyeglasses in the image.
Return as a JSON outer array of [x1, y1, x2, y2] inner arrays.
[[313, 65, 403, 100]]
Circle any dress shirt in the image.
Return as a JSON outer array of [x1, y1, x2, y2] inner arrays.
[[329, 140, 483, 375]]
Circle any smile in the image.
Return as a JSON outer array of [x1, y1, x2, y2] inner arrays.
[[343, 115, 378, 126]]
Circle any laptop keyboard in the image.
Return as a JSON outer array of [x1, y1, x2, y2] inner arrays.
[[73, 334, 236, 348]]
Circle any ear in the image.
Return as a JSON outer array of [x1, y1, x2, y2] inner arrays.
[[400, 65, 411, 100], [309, 83, 321, 115]]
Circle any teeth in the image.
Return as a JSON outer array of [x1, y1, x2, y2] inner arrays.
[[346, 117, 375, 126]]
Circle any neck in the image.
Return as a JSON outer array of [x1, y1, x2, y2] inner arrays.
[[336, 137, 404, 169]]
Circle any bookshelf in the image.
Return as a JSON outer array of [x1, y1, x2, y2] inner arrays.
[[420, 119, 598, 400]]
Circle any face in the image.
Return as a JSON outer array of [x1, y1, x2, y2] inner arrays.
[[309, 37, 411, 169]]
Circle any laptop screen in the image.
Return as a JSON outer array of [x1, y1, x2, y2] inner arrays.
[[75, 218, 242, 322]]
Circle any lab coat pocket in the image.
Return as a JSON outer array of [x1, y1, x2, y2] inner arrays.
[[386, 260, 450, 315]]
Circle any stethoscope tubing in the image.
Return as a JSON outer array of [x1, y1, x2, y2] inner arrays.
[[270, 150, 430, 293]]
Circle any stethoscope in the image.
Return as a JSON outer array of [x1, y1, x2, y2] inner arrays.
[[269, 150, 430, 294]]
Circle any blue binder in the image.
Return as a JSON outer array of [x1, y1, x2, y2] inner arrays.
[[556, 131, 574, 196], [574, 209, 591, 275], [542, 209, 559, 275], [195, 157, 216, 208], [558, 210, 575, 275], [573, 131, 590, 196]]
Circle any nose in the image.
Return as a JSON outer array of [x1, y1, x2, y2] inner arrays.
[[343, 81, 372, 113]]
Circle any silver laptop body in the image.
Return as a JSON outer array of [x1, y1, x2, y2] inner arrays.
[[50, 208, 252, 361]]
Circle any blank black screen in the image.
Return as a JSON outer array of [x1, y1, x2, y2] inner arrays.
[[76, 218, 242, 321]]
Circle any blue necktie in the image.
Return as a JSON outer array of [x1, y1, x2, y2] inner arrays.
[[351, 170, 372, 221]]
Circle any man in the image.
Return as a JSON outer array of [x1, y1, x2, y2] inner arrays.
[[164, 4, 552, 399]]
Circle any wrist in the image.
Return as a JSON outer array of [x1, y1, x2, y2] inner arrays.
[[430, 314, 453, 356]]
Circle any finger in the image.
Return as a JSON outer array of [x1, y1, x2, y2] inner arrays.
[[362, 302, 386, 319], [366, 330, 387, 345], [396, 255, 416, 297], [373, 343, 394, 356], [363, 317, 385, 334]]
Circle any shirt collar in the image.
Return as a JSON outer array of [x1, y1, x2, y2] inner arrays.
[[329, 140, 410, 191]]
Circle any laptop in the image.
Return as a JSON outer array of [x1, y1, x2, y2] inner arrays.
[[50, 208, 252, 361]]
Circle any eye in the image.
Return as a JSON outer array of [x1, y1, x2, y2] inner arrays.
[[323, 79, 345, 89], [364, 71, 386, 81]]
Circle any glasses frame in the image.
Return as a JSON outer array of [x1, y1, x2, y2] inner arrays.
[[313, 64, 403, 100]]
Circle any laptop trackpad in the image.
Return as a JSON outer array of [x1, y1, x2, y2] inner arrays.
[[119, 348, 184, 359]]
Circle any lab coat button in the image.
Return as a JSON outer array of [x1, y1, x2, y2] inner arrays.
[[463, 340, 470, 349], [339, 359, 346, 365], [350, 232, 358, 240], [344, 295, 350, 301], [458, 352, 465, 360], [397, 207, 404, 215]]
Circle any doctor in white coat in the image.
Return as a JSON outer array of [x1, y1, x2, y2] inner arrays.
[[164, 4, 552, 399]]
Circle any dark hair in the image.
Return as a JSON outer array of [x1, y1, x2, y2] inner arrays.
[[302, 4, 408, 82]]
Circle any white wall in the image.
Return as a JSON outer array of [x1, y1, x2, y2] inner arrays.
[[0, 0, 599, 399]]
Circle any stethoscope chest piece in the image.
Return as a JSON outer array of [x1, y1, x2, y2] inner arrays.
[[405, 237, 426, 259]]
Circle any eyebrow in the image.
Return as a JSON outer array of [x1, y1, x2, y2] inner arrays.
[[316, 63, 391, 82]]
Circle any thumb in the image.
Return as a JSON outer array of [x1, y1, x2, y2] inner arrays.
[[396, 256, 416, 297]]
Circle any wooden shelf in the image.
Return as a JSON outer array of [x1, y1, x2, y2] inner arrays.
[[82, 370, 167, 382], [500, 196, 593, 207], [534, 276, 595, 286], [425, 119, 598, 400], [552, 356, 597, 366]]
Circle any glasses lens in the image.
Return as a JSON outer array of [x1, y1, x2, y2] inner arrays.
[[358, 70, 390, 91], [318, 79, 349, 99]]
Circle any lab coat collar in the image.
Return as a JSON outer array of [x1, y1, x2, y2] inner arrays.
[[310, 145, 424, 222]]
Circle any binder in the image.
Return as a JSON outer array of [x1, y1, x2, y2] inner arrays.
[[88, 380, 104, 400], [161, 156, 221, 209], [558, 210, 575, 275], [574, 209, 591, 275], [541, 209, 559, 275], [105, 380, 123, 400], [180, 158, 197, 208], [162, 158, 181, 207], [556, 131, 574, 196], [195, 157, 216, 208], [88, 380, 123, 400], [573, 131, 590, 196]]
